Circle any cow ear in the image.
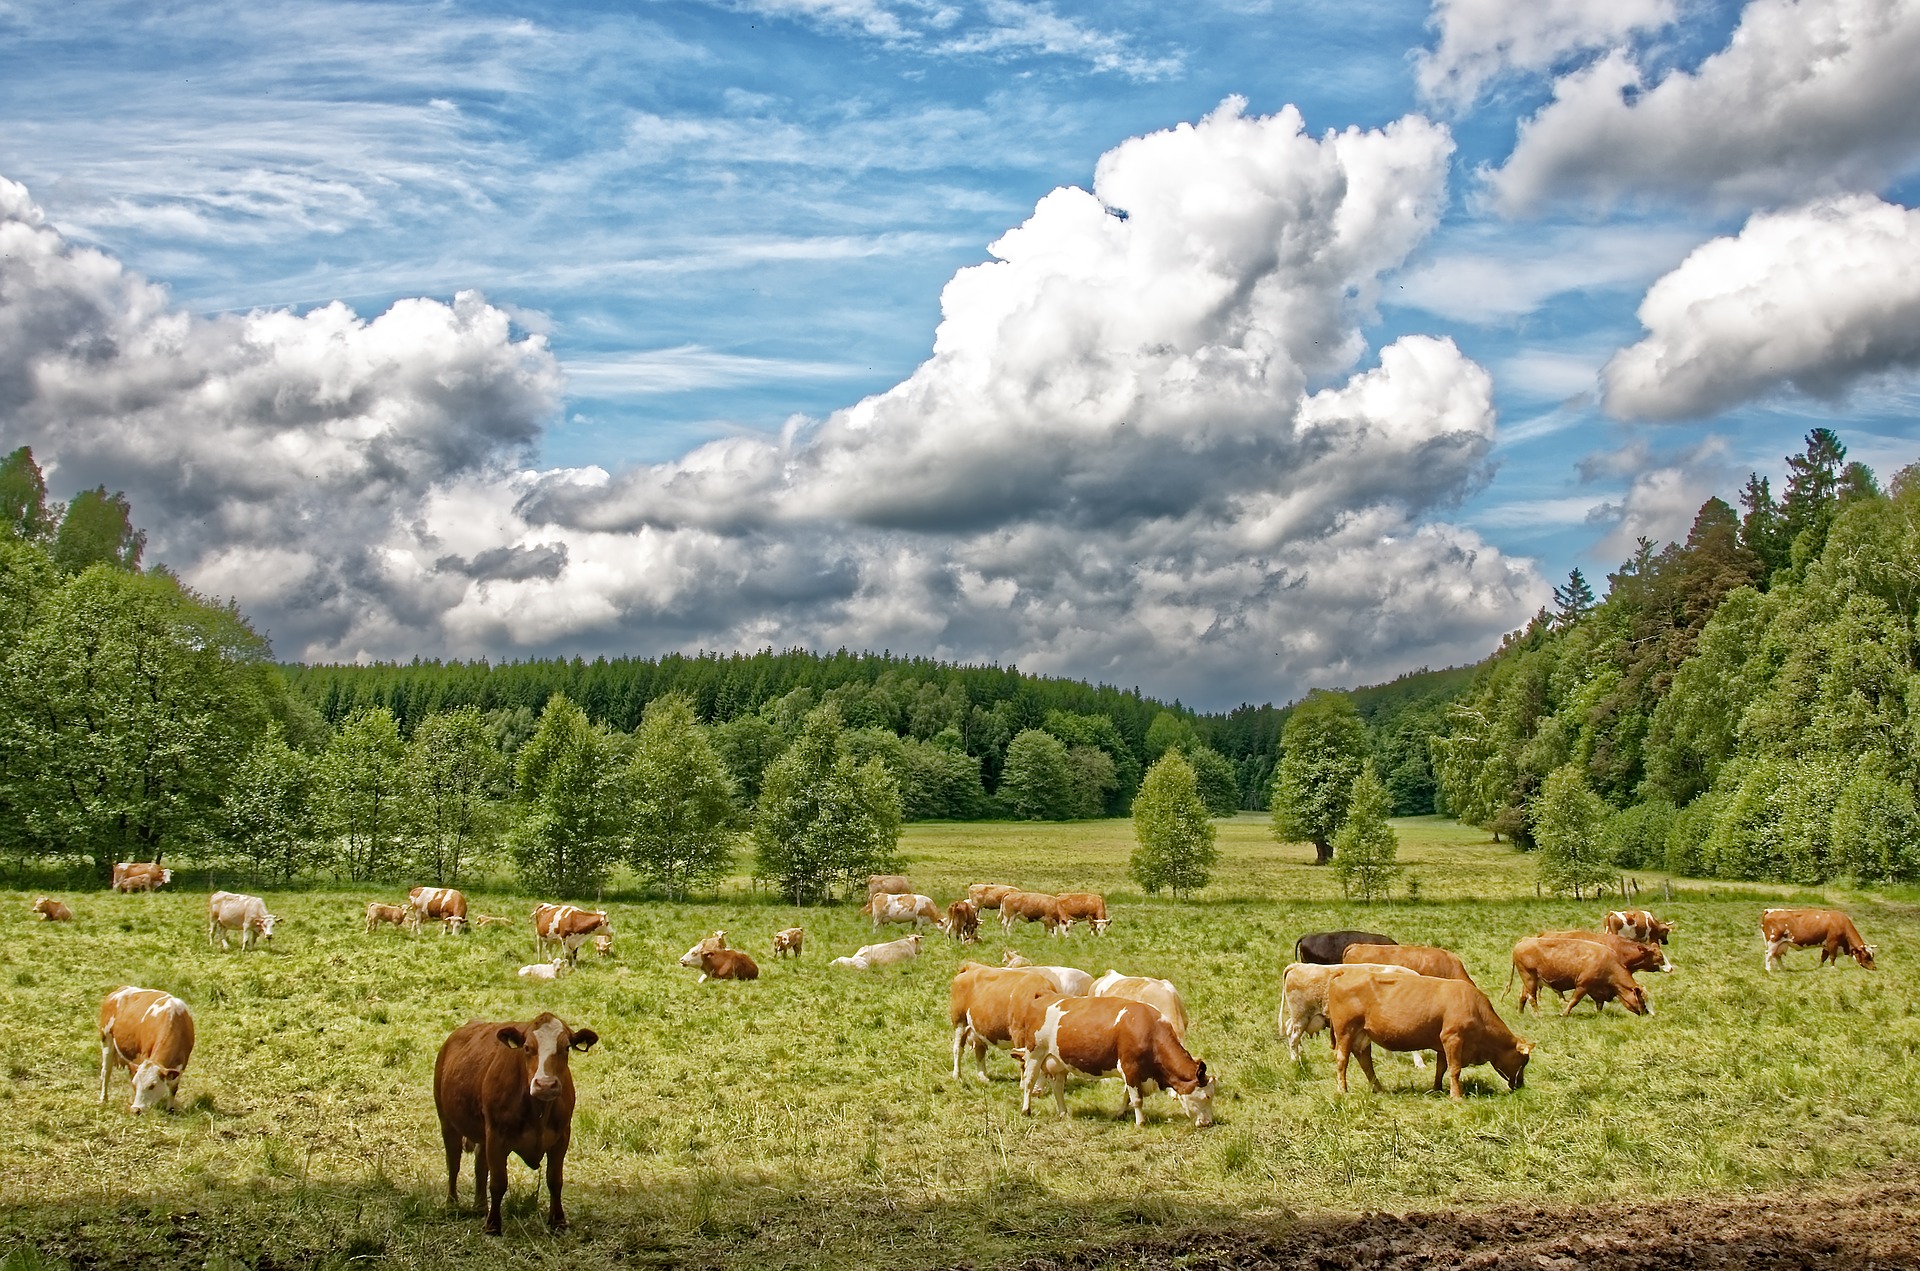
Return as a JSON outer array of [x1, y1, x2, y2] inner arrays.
[[570, 1028, 599, 1053], [496, 1026, 526, 1049], [1195, 1061, 1209, 1086], [1517, 1041, 1535, 1055], [161, 1068, 182, 1082]]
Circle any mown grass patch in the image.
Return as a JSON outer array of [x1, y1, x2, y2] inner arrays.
[[4, 815, 1917, 1268]]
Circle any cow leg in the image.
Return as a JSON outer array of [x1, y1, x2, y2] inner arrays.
[[1334, 1034, 1352, 1093], [545, 1142, 568, 1230], [1017, 1053, 1037, 1114], [441, 1124, 463, 1207], [950, 1023, 971, 1081], [1125, 1084, 1145, 1127], [1353, 1042, 1382, 1093], [1442, 1040, 1465, 1100], [483, 1133, 509, 1235], [1049, 1064, 1068, 1118], [1561, 988, 1589, 1016], [98, 1040, 113, 1103], [1765, 938, 1786, 971]]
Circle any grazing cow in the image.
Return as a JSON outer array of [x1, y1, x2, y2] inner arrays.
[[679, 932, 760, 982], [32, 897, 72, 922], [98, 987, 195, 1114], [1762, 908, 1877, 971], [1604, 909, 1675, 945], [863, 891, 942, 929], [472, 914, 516, 929], [365, 902, 419, 935], [999, 890, 1070, 937], [771, 927, 805, 958], [1277, 963, 1425, 1066], [1509, 937, 1650, 1016], [968, 883, 1019, 910], [519, 957, 571, 981], [866, 874, 914, 898], [1012, 995, 1215, 1127], [999, 951, 1093, 996], [433, 1012, 598, 1235], [532, 904, 612, 965], [949, 962, 1059, 1081], [207, 891, 278, 952], [592, 933, 614, 958], [410, 887, 470, 934], [1327, 971, 1532, 1101], [1055, 892, 1111, 935], [1090, 970, 1189, 1040], [1294, 930, 1396, 965], [942, 899, 980, 944], [1538, 928, 1672, 974], [110, 862, 173, 893], [829, 934, 922, 970], [1343, 942, 1472, 983]]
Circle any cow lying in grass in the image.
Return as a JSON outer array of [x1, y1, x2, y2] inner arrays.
[[680, 931, 760, 981], [830, 934, 921, 970]]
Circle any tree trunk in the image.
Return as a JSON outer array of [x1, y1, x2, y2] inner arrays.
[[1313, 837, 1333, 865]]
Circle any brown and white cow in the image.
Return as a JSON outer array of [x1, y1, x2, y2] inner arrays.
[[208, 891, 278, 952], [829, 934, 922, 970], [32, 896, 72, 922], [866, 874, 914, 898], [949, 962, 1059, 1081], [1342, 942, 1473, 983], [771, 927, 805, 958], [532, 904, 612, 965], [999, 951, 1093, 996], [862, 891, 941, 929], [410, 887, 470, 934], [1055, 892, 1111, 935], [942, 899, 980, 944], [1538, 928, 1672, 974], [679, 931, 760, 982], [1278, 963, 1425, 1066], [434, 1012, 598, 1234], [1509, 937, 1650, 1016], [1327, 971, 1531, 1101], [999, 890, 1070, 937], [968, 883, 1020, 910], [365, 902, 419, 935], [98, 987, 195, 1114], [1090, 970, 1189, 1040], [1762, 908, 1877, 971], [110, 862, 172, 893], [1013, 995, 1215, 1127], [1604, 908, 1675, 945]]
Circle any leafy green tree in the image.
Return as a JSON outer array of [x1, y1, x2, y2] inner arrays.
[[1271, 690, 1368, 864], [314, 707, 407, 882], [752, 704, 901, 904], [1065, 744, 1118, 818], [1000, 728, 1078, 819], [405, 706, 504, 885], [1130, 752, 1217, 897], [1600, 799, 1675, 871], [510, 694, 627, 896], [1143, 711, 1197, 761], [1552, 568, 1595, 625], [0, 446, 54, 542], [51, 486, 144, 574], [1044, 710, 1142, 812], [1330, 760, 1400, 901], [1830, 769, 1920, 883], [1531, 764, 1616, 898], [627, 694, 737, 897], [223, 736, 316, 885], [709, 712, 786, 807], [1186, 745, 1242, 817]]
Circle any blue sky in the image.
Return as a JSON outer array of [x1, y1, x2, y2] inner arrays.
[[3, 0, 1920, 708]]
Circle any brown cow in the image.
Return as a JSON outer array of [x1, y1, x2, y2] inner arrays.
[[532, 904, 612, 965], [1538, 928, 1672, 974], [678, 931, 759, 982], [771, 927, 804, 958], [1012, 994, 1215, 1127], [1000, 890, 1070, 937], [1762, 908, 1877, 971], [1055, 892, 1111, 935], [410, 887, 469, 934], [968, 883, 1019, 910], [866, 874, 914, 897], [434, 1012, 598, 1234], [1343, 942, 1473, 982], [1327, 971, 1531, 1101], [949, 962, 1059, 1081], [1604, 908, 1675, 944], [942, 899, 980, 943], [98, 987, 195, 1113], [366, 902, 419, 935], [110, 862, 172, 893], [32, 897, 72, 922], [1509, 937, 1650, 1016]]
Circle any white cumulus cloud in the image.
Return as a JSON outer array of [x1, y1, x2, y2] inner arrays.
[[1416, 0, 1676, 111]]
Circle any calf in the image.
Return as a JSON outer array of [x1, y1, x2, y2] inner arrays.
[[968, 883, 1019, 910], [1604, 908, 1674, 945], [98, 987, 195, 1113], [1343, 942, 1472, 983], [592, 933, 615, 958], [949, 962, 1059, 1081], [771, 927, 805, 958], [1327, 971, 1532, 1101], [434, 1012, 598, 1234], [829, 934, 922, 970], [32, 897, 72, 922], [942, 899, 980, 944], [1277, 962, 1422, 1063], [411, 886, 470, 934], [1055, 892, 1111, 935], [1509, 937, 1650, 1016], [1538, 928, 1672, 974], [679, 932, 760, 982], [519, 957, 571, 981], [1294, 930, 1396, 965], [1090, 970, 1189, 1040], [866, 874, 914, 897], [1013, 995, 1215, 1127], [863, 891, 941, 929], [471, 914, 516, 929], [1762, 908, 1877, 971], [1000, 890, 1070, 937], [532, 904, 612, 965], [1000, 951, 1093, 996], [111, 862, 173, 893], [208, 891, 278, 952], [366, 902, 419, 935]]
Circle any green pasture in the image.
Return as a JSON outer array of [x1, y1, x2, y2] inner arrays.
[[3, 816, 1917, 1269]]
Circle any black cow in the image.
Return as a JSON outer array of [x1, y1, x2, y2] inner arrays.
[[1295, 930, 1398, 965]]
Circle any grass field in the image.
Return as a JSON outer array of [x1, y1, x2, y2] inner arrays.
[[4, 815, 1918, 1269]]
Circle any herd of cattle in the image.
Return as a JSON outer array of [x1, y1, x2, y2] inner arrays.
[[38, 862, 1885, 1235]]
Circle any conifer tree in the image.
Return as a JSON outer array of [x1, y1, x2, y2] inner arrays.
[[1330, 760, 1401, 901]]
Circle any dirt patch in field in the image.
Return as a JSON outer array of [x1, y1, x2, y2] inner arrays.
[[1009, 1177, 1920, 1270]]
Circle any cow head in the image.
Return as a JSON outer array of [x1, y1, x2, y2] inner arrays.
[[1174, 1061, 1216, 1127], [254, 912, 279, 942], [1496, 1040, 1534, 1090], [1620, 981, 1651, 1016], [906, 934, 922, 951], [594, 933, 614, 956], [129, 1060, 183, 1114], [1858, 944, 1879, 970], [679, 932, 726, 968], [446, 915, 469, 935], [496, 1013, 598, 1101], [1090, 917, 1111, 935]]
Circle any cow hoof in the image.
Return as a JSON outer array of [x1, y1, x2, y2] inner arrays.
[[549, 1215, 569, 1232], [483, 1221, 502, 1236]]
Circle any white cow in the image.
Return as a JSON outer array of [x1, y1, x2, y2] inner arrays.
[[207, 891, 278, 952], [829, 934, 922, 969], [1090, 970, 1191, 1040], [1002, 951, 1093, 996], [1278, 962, 1426, 1066], [518, 956, 571, 981], [863, 892, 941, 929]]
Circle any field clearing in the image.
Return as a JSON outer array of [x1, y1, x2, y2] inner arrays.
[[5, 815, 1919, 1269]]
